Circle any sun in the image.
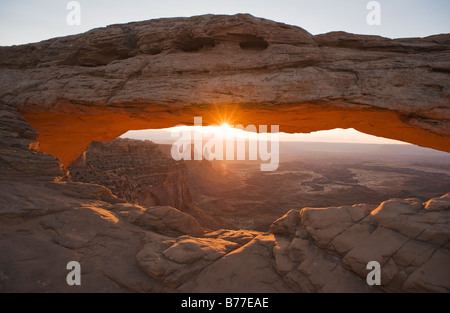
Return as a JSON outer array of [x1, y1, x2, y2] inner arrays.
[[214, 122, 235, 136], [209, 103, 244, 129]]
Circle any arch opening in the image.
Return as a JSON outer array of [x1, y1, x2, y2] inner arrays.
[[58, 118, 450, 231], [21, 103, 450, 169]]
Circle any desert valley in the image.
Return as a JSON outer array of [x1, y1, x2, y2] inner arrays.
[[69, 138, 450, 232]]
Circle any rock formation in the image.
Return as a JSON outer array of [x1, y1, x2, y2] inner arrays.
[[268, 198, 450, 292], [68, 138, 221, 230], [1, 97, 449, 293], [0, 14, 449, 293], [69, 139, 191, 210], [0, 14, 448, 166]]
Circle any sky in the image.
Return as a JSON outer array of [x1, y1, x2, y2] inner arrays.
[[1, 0, 450, 46], [121, 127, 409, 145], [1, 0, 449, 144]]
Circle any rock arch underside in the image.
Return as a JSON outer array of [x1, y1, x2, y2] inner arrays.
[[0, 14, 449, 293]]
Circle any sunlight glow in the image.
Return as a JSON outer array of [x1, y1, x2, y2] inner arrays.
[[121, 127, 409, 145]]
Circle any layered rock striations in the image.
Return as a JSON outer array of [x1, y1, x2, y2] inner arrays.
[[68, 138, 221, 229], [69, 139, 191, 210], [0, 14, 448, 166], [268, 198, 450, 292], [1, 103, 449, 292], [0, 14, 449, 293]]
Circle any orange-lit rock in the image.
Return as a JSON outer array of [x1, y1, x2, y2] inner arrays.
[[0, 14, 448, 166], [0, 14, 449, 294]]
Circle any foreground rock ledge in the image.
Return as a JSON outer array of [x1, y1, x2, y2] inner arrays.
[[1, 178, 449, 292], [0, 14, 449, 165]]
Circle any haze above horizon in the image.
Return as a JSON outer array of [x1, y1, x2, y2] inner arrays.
[[121, 127, 410, 145]]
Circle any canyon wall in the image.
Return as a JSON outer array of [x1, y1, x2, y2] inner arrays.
[[69, 139, 192, 210], [0, 14, 449, 293], [68, 138, 221, 229]]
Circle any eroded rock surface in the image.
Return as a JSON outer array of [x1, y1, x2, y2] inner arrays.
[[269, 198, 450, 292], [2, 170, 448, 292], [0, 14, 449, 293], [0, 14, 448, 166], [110, 203, 206, 237], [68, 138, 221, 230], [69, 139, 190, 209]]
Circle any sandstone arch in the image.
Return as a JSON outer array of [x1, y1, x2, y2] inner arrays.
[[0, 14, 449, 166]]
